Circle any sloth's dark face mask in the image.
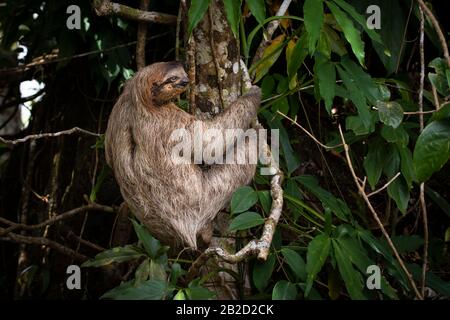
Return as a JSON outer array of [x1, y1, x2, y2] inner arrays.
[[151, 62, 189, 105]]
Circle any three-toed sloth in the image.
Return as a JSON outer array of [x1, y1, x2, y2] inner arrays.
[[105, 61, 261, 249]]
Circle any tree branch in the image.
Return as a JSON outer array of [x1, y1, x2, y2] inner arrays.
[[0, 127, 101, 146], [136, 0, 150, 70], [93, 0, 177, 25], [338, 125, 423, 300]]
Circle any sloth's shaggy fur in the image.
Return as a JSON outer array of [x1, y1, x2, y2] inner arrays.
[[105, 62, 260, 249]]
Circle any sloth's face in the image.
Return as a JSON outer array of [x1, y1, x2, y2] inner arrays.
[[151, 62, 189, 104]]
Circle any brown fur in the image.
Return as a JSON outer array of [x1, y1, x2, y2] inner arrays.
[[105, 62, 261, 249]]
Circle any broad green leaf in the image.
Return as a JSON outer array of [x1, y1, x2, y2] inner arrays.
[[170, 263, 185, 285], [408, 263, 450, 297], [430, 103, 450, 122], [382, 143, 400, 177], [345, 114, 376, 136], [332, 239, 366, 299], [340, 58, 379, 104], [364, 139, 384, 189], [135, 259, 150, 285], [337, 66, 371, 129], [253, 34, 286, 83], [100, 280, 134, 299], [231, 186, 258, 214], [186, 284, 215, 300], [336, 234, 398, 299], [304, 0, 324, 54], [253, 253, 276, 292], [376, 101, 403, 128], [327, 1, 365, 66], [413, 119, 450, 182], [387, 177, 409, 214], [316, 60, 336, 113], [102, 279, 168, 300], [149, 260, 167, 281], [261, 75, 276, 99], [131, 220, 161, 258], [223, 0, 241, 39], [173, 290, 186, 300], [82, 245, 144, 267], [257, 190, 272, 214], [332, 0, 382, 45], [398, 145, 416, 188], [295, 175, 351, 221], [381, 235, 423, 254], [305, 234, 331, 297], [246, 0, 266, 25], [381, 124, 409, 146], [323, 24, 347, 56], [272, 280, 297, 300], [187, 0, 211, 36], [286, 32, 308, 84], [229, 211, 264, 231], [281, 248, 307, 281], [428, 58, 450, 96]]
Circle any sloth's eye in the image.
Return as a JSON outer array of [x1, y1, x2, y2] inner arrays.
[[169, 76, 178, 82]]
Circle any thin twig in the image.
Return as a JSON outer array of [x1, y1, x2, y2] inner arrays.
[[0, 203, 115, 237], [0, 127, 100, 146], [276, 111, 343, 150], [418, 6, 429, 298], [338, 125, 423, 300], [0, 228, 88, 261], [416, 0, 450, 68], [367, 172, 401, 198]]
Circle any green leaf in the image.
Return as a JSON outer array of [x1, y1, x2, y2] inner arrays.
[[257, 190, 272, 214], [253, 34, 286, 83], [377, 101, 404, 128], [295, 175, 351, 221], [408, 263, 450, 297], [281, 248, 307, 281], [135, 259, 150, 285], [223, 0, 241, 39], [337, 66, 371, 129], [173, 290, 186, 300], [148, 260, 167, 281], [332, 239, 366, 299], [304, 0, 324, 54], [272, 280, 297, 300], [381, 235, 423, 254], [246, 0, 266, 25], [430, 103, 450, 122], [253, 253, 276, 292], [387, 176, 409, 214], [187, 0, 212, 36], [170, 263, 185, 285], [364, 139, 384, 189], [102, 279, 168, 300], [332, 0, 382, 45], [398, 145, 416, 188], [286, 32, 308, 83], [327, 1, 365, 66], [231, 186, 258, 214], [229, 211, 264, 231], [305, 233, 331, 297], [413, 119, 450, 182], [131, 220, 161, 258], [381, 124, 409, 146], [82, 245, 144, 267], [186, 283, 215, 300], [428, 58, 450, 96], [316, 60, 336, 113]]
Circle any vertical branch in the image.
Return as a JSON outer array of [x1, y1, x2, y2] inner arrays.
[[136, 0, 150, 70], [187, 36, 196, 114], [338, 126, 423, 300], [418, 7, 429, 298]]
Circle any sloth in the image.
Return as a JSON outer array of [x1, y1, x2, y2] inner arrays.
[[105, 61, 261, 249]]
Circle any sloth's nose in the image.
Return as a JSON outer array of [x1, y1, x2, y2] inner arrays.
[[179, 78, 189, 86]]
